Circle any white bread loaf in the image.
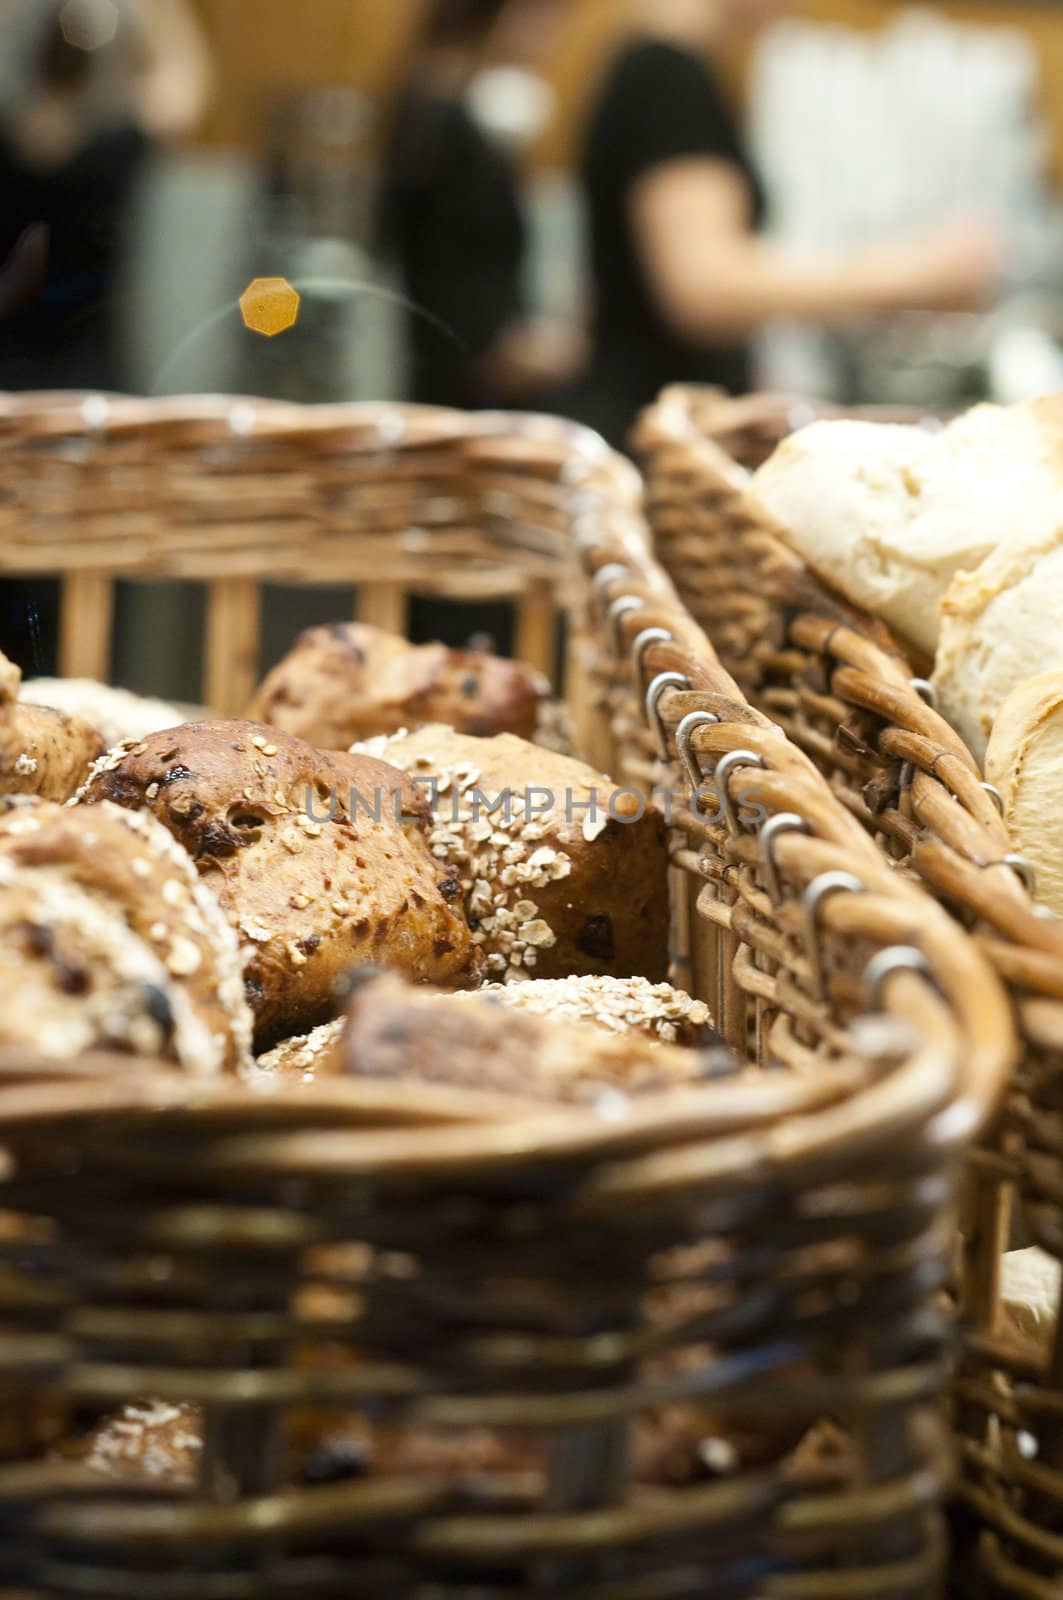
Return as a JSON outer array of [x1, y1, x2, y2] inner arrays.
[[985, 672, 1063, 917], [934, 526, 1063, 764], [746, 396, 1063, 658]]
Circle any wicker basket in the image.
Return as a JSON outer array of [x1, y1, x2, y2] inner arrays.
[[636, 384, 1063, 1599], [0, 394, 1016, 1599]]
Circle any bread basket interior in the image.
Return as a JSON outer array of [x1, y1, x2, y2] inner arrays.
[[0, 393, 1018, 1599]]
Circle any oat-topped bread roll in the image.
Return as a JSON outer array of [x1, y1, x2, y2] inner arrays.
[[747, 396, 1063, 658], [356, 725, 670, 983], [0, 651, 104, 802], [22, 677, 187, 750], [935, 527, 1063, 765], [450, 975, 716, 1047], [256, 1018, 343, 1084], [75, 722, 480, 1048], [249, 622, 548, 749], [256, 978, 717, 1086], [343, 969, 736, 1104], [0, 798, 251, 1074], [985, 672, 1063, 917], [68, 1401, 203, 1487]]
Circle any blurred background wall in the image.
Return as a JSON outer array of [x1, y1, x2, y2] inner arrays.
[[187, 0, 1063, 181]]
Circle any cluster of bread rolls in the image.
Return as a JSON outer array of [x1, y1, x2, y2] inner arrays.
[[746, 394, 1063, 764], [0, 620, 686, 1081]]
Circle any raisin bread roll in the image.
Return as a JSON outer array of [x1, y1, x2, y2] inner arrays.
[[249, 623, 547, 749], [0, 798, 252, 1074], [22, 677, 187, 750], [355, 726, 670, 984], [0, 864, 206, 1065], [0, 651, 104, 802], [75, 722, 480, 1048], [342, 969, 736, 1104]]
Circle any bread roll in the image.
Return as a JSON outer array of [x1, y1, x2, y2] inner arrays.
[[0, 863, 209, 1066], [0, 651, 104, 802], [356, 725, 670, 984], [256, 1018, 343, 1083], [986, 672, 1063, 917], [74, 1401, 203, 1487], [1001, 1247, 1060, 1352], [22, 677, 187, 750], [71, 1395, 771, 1493], [342, 969, 735, 1104], [75, 722, 481, 1049], [449, 974, 716, 1047], [747, 398, 1063, 658], [934, 525, 1063, 764], [0, 798, 252, 1074], [249, 623, 547, 748], [257, 977, 717, 1086]]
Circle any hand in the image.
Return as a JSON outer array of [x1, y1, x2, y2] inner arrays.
[[877, 219, 1006, 314], [480, 317, 589, 400]]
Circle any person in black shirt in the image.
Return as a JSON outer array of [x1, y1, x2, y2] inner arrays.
[[0, 0, 211, 673], [378, 0, 584, 413], [379, 0, 585, 653], [575, 0, 1004, 448]]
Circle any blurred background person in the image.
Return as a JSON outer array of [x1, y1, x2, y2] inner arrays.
[[0, 0, 212, 672], [570, 0, 1006, 447], [0, 0, 213, 391], [377, 0, 586, 413], [379, 0, 587, 655]]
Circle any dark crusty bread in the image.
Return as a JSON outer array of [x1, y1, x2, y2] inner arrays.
[[355, 726, 670, 984], [340, 969, 736, 1105], [0, 797, 252, 1074], [255, 976, 718, 1086], [74, 722, 481, 1049], [248, 622, 546, 749], [0, 650, 104, 803]]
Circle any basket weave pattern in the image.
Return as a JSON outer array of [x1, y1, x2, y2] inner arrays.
[[637, 385, 1063, 1599], [0, 395, 1016, 1599]]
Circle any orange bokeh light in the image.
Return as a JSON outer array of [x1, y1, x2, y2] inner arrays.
[[239, 278, 301, 338]]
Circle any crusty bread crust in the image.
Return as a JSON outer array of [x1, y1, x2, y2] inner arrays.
[[76, 721, 481, 1048], [356, 725, 671, 985], [249, 622, 546, 748], [0, 797, 253, 1074], [0, 650, 104, 802], [341, 969, 732, 1104]]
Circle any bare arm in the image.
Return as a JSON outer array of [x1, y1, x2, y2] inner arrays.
[[630, 158, 1002, 344]]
